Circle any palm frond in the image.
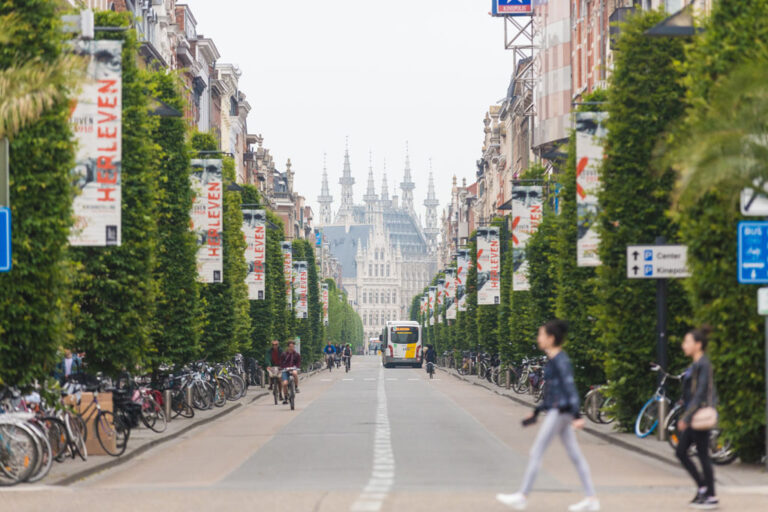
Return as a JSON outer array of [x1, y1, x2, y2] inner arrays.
[[0, 54, 85, 139], [670, 55, 768, 207]]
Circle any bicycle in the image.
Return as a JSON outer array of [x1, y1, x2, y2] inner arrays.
[[283, 367, 299, 411], [634, 363, 681, 438], [344, 355, 351, 373], [267, 366, 283, 405], [583, 385, 616, 425], [76, 387, 130, 457], [426, 361, 435, 379], [663, 398, 737, 465]]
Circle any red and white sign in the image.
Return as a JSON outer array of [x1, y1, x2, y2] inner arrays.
[[322, 283, 329, 325], [69, 40, 123, 246], [512, 185, 543, 291], [190, 159, 223, 283], [294, 261, 308, 319], [282, 241, 292, 308], [477, 227, 500, 305], [243, 210, 266, 300]]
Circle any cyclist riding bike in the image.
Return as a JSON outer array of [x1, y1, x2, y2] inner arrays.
[[424, 344, 437, 375], [343, 344, 352, 370], [265, 339, 283, 393], [323, 342, 336, 370], [281, 341, 301, 403]]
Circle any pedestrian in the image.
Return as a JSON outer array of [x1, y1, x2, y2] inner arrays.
[[676, 326, 718, 510], [496, 319, 599, 512], [54, 348, 83, 385]]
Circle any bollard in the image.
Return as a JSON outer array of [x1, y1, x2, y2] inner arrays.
[[506, 368, 511, 390], [657, 399, 668, 441], [163, 389, 173, 423], [185, 386, 193, 410], [260, 369, 266, 389]]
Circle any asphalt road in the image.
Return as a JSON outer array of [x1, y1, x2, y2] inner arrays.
[[1, 356, 766, 512]]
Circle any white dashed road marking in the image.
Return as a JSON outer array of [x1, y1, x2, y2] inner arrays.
[[350, 367, 394, 512]]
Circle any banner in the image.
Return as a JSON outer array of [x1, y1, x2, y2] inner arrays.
[[69, 40, 123, 246], [477, 227, 501, 305], [575, 112, 608, 267], [436, 278, 445, 324], [322, 283, 329, 326], [243, 210, 266, 300], [420, 295, 427, 320], [456, 248, 469, 312], [428, 286, 437, 326], [190, 159, 223, 283], [512, 185, 544, 291], [294, 261, 308, 319], [282, 241, 292, 308], [445, 268, 457, 320]]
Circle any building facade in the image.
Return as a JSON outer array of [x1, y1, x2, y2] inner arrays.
[[320, 147, 437, 341]]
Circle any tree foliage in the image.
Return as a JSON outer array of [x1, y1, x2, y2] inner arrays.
[[0, 0, 77, 384]]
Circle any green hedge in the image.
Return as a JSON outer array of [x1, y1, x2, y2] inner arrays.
[[593, 10, 690, 428], [0, 0, 76, 384], [148, 71, 202, 369], [72, 12, 159, 375]]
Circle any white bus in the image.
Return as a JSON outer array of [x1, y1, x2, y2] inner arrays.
[[380, 321, 422, 368]]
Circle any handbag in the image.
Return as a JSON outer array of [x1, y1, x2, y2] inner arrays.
[[691, 363, 718, 431]]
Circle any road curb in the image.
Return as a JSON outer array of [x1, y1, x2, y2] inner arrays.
[[438, 367, 682, 469], [53, 391, 268, 486]]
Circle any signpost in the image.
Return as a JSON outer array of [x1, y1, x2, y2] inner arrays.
[[491, 0, 533, 16], [738, 221, 768, 283], [0, 207, 10, 273], [740, 222, 768, 469], [627, 240, 689, 440]]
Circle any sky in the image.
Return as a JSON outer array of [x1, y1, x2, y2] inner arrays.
[[184, 0, 514, 220]]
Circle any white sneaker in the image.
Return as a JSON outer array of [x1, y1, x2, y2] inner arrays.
[[496, 493, 527, 510], [568, 498, 600, 512]]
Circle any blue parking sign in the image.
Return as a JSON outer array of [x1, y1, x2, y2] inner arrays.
[[0, 207, 10, 273], [492, 0, 533, 17], [738, 221, 768, 283]]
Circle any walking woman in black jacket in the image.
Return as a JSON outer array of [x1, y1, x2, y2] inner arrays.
[[677, 327, 719, 509]]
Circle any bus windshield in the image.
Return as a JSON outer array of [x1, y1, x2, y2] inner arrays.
[[389, 326, 418, 344]]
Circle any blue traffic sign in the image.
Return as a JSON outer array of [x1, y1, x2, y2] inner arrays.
[[0, 207, 10, 273], [738, 221, 768, 283], [491, 0, 533, 17]]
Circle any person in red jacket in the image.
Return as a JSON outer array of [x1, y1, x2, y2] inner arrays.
[[280, 340, 301, 404]]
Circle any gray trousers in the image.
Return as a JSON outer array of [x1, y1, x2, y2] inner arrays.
[[519, 410, 596, 497]]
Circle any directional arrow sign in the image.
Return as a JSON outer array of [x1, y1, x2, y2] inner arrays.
[[738, 221, 768, 284], [626, 245, 689, 279], [0, 207, 10, 273]]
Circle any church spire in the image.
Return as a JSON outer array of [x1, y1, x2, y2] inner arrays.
[[400, 141, 415, 211], [338, 136, 355, 211], [380, 158, 389, 202], [363, 150, 378, 207], [318, 153, 333, 225], [423, 159, 440, 251]]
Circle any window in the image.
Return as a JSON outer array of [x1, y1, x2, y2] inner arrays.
[[386, 264, 390, 277], [375, 265, 378, 277], [369, 264, 372, 275], [229, 96, 238, 116], [393, 293, 397, 304]]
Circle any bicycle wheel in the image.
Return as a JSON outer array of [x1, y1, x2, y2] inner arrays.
[[710, 430, 737, 465], [272, 379, 279, 405], [26, 423, 53, 483], [584, 390, 601, 424], [213, 383, 227, 408], [95, 411, 129, 457], [289, 381, 295, 411], [229, 374, 246, 399], [171, 390, 194, 419], [40, 416, 69, 461], [599, 396, 616, 425], [664, 405, 683, 451], [516, 370, 530, 394], [66, 413, 87, 461], [141, 397, 167, 433], [0, 423, 39, 486], [533, 381, 545, 403], [635, 397, 663, 438]]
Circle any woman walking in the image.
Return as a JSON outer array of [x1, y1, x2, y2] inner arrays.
[[676, 327, 718, 509], [496, 320, 599, 511]]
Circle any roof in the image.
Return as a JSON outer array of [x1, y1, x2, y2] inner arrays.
[[322, 225, 373, 278]]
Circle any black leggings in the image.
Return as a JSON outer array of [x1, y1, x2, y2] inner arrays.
[[675, 428, 715, 497]]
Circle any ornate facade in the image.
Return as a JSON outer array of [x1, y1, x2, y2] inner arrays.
[[319, 146, 437, 341]]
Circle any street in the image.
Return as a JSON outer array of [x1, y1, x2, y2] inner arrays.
[[1, 356, 765, 511]]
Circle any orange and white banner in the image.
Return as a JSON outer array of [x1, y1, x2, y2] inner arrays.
[[575, 112, 608, 267], [477, 227, 500, 305], [190, 159, 223, 283], [512, 185, 543, 291], [243, 210, 266, 300], [282, 241, 292, 309]]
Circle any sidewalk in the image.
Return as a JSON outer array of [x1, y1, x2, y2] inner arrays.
[[47, 366, 325, 486], [437, 365, 767, 490]]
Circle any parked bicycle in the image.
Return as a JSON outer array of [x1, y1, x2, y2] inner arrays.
[[634, 363, 681, 438]]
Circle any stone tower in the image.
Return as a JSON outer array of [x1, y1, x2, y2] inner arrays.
[[423, 165, 440, 251], [400, 142, 415, 212], [318, 153, 333, 226], [338, 138, 355, 214], [363, 151, 378, 210]]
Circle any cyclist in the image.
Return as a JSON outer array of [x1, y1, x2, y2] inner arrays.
[[342, 343, 352, 370], [280, 340, 301, 403], [496, 319, 599, 512], [265, 339, 283, 392], [323, 342, 336, 370], [424, 344, 437, 374]]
